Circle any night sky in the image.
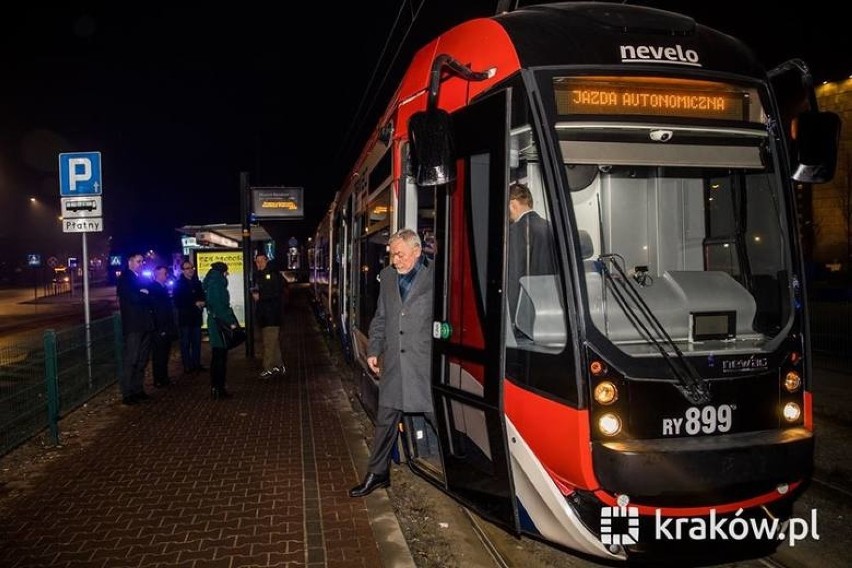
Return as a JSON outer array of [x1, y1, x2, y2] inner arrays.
[[0, 1, 846, 265]]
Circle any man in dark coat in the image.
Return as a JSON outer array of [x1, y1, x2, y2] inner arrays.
[[251, 252, 285, 378], [148, 266, 178, 387], [173, 259, 206, 374], [116, 252, 154, 405], [507, 182, 556, 329], [349, 228, 434, 498]]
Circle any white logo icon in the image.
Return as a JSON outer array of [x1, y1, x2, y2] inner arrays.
[[600, 506, 639, 545]]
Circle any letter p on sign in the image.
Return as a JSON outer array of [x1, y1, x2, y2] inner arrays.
[[69, 157, 92, 191]]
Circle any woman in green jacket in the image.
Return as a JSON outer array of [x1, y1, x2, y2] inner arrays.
[[202, 262, 239, 398]]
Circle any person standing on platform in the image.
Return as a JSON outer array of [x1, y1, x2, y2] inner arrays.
[[173, 260, 206, 375], [349, 228, 434, 498], [148, 265, 178, 388], [251, 252, 286, 378], [116, 252, 154, 406], [203, 261, 239, 399]]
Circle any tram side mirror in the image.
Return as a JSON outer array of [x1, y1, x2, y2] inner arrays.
[[408, 108, 456, 186], [792, 111, 841, 184]]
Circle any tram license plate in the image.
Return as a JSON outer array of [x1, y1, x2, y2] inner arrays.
[[661, 404, 735, 436]]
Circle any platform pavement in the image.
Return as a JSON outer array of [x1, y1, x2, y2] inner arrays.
[[0, 286, 415, 568]]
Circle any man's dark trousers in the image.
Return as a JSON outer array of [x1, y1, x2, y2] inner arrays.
[[121, 331, 152, 397], [367, 405, 435, 475], [151, 333, 173, 384]]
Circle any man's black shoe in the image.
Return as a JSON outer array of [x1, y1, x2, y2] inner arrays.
[[348, 472, 390, 498]]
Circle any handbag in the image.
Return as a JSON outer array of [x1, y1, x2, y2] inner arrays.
[[214, 317, 246, 350]]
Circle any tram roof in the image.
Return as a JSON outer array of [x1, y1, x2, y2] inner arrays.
[[492, 2, 764, 78], [391, 2, 766, 127]]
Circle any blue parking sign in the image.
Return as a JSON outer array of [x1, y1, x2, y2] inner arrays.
[[59, 152, 102, 196]]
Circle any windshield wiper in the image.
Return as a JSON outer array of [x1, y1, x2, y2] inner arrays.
[[599, 254, 711, 405]]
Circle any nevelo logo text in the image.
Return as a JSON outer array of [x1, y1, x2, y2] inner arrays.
[[600, 506, 820, 548], [619, 44, 701, 67]]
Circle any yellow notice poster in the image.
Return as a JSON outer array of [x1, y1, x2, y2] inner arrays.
[[196, 250, 246, 327]]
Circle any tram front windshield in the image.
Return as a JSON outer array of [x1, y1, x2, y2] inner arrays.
[[549, 76, 793, 356]]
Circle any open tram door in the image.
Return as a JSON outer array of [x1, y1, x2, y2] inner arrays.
[[409, 89, 520, 534]]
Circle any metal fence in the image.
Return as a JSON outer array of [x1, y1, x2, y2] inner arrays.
[[0, 315, 121, 457]]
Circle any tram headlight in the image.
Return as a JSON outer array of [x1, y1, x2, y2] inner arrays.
[[784, 371, 802, 393], [782, 402, 801, 422], [598, 413, 622, 436], [594, 381, 618, 405], [590, 360, 607, 376]]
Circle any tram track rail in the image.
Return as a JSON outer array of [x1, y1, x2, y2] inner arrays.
[[758, 555, 791, 568], [462, 507, 512, 568]]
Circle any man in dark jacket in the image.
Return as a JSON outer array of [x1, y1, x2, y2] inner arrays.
[[148, 266, 178, 387], [251, 252, 285, 378], [349, 229, 434, 498], [173, 260, 206, 374], [117, 252, 154, 405], [507, 182, 556, 330]]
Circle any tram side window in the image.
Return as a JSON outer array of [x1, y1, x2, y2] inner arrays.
[[356, 230, 389, 332], [506, 128, 563, 349], [401, 145, 436, 260], [316, 236, 328, 282], [505, 121, 574, 402], [418, 185, 436, 260], [744, 172, 790, 333], [704, 175, 743, 279], [356, 189, 392, 333]]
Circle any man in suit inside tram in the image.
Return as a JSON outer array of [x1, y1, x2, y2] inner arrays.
[[507, 182, 556, 331]]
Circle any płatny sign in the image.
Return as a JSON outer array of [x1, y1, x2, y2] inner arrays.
[[63, 218, 103, 233]]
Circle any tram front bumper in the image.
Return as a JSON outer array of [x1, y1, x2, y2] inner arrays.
[[592, 428, 813, 502]]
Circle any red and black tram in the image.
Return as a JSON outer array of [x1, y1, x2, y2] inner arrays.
[[309, 2, 839, 561]]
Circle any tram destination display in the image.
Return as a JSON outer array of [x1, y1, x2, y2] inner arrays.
[[554, 76, 757, 121]]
